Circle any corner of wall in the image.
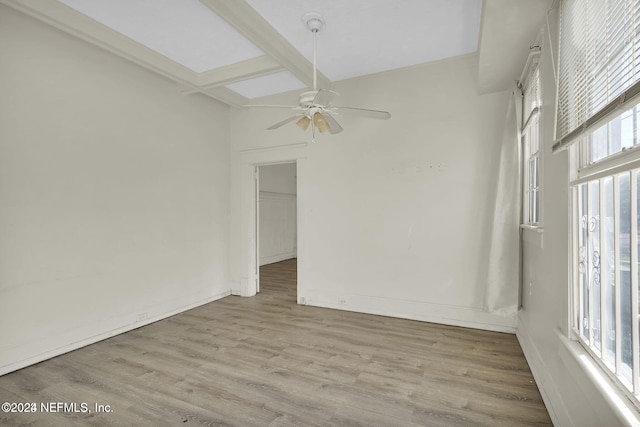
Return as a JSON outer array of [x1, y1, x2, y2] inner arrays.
[[516, 313, 571, 426]]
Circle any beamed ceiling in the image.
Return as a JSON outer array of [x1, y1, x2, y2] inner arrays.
[[1, 0, 555, 106]]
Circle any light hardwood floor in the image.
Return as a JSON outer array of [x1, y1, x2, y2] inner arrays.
[[0, 259, 552, 426]]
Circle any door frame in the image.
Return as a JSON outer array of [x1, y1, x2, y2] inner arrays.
[[238, 143, 306, 298]]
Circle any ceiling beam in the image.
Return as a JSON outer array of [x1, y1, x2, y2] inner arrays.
[[477, 0, 554, 94], [198, 55, 282, 89], [178, 85, 249, 107], [0, 0, 250, 107], [0, 0, 197, 85], [2, 0, 330, 107], [200, 86, 250, 107], [199, 0, 332, 90]]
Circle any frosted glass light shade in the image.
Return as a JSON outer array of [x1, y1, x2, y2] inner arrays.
[[296, 116, 311, 131], [313, 112, 329, 133]]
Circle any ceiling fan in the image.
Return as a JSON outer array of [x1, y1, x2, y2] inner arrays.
[[246, 12, 391, 138]]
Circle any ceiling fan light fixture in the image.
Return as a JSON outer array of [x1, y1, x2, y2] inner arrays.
[[296, 115, 311, 131], [247, 11, 390, 137], [313, 112, 330, 133]]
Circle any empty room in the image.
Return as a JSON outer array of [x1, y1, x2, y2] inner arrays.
[[1, 0, 639, 426]]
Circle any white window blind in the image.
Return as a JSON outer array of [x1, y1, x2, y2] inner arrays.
[[554, 0, 640, 152]]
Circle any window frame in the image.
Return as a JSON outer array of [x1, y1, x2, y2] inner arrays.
[[523, 112, 542, 226], [558, 0, 640, 417], [569, 107, 640, 408], [521, 58, 543, 227]]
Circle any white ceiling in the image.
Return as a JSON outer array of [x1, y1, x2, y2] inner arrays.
[[57, 0, 265, 72], [1, 0, 553, 105], [243, 0, 482, 82]]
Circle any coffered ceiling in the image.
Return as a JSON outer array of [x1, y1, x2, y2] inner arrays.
[[1, 0, 554, 106]]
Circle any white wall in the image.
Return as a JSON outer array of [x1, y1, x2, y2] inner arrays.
[[229, 54, 516, 332], [259, 163, 297, 265], [515, 9, 633, 427], [0, 6, 230, 374]]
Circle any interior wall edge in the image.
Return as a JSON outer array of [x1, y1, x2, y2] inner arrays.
[[302, 290, 517, 333], [0, 290, 231, 377], [260, 253, 296, 266], [259, 190, 296, 199], [516, 316, 569, 426]]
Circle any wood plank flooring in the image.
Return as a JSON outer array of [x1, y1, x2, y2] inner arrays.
[[0, 259, 552, 426]]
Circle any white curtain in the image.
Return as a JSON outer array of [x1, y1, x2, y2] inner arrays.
[[484, 86, 522, 317]]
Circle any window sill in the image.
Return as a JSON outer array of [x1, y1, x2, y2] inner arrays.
[[556, 329, 640, 427]]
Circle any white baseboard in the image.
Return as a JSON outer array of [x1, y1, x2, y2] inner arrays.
[[516, 316, 568, 426], [301, 290, 517, 333], [0, 290, 230, 376], [260, 252, 296, 266]]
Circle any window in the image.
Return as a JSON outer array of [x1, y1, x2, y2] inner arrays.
[[586, 105, 640, 165], [572, 106, 640, 400], [559, 0, 640, 407], [556, 0, 640, 147], [522, 64, 541, 225]]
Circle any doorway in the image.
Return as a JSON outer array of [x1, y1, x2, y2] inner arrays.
[[256, 162, 298, 297], [238, 142, 305, 299]]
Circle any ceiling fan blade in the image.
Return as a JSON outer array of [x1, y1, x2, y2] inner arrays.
[[244, 104, 299, 109], [322, 112, 343, 134], [313, 89, 338, 106], [332, 106, 391, 120], [267, 114, 306, 130]]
